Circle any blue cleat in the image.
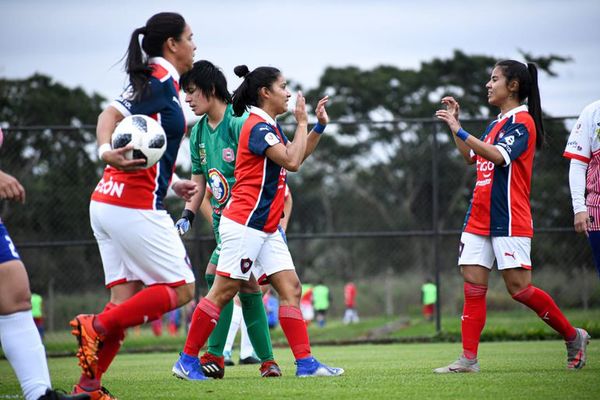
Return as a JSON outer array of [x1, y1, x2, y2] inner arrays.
[[172, 353, 208, 381], [295, 356, 344, 377]]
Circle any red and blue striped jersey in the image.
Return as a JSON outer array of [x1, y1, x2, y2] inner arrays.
[[463, 105, 536, 237], [223, 107, 288, 233], [91, 57, 185, 210]]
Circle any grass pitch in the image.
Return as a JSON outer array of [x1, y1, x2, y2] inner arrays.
[[1, 341, 598, 399]]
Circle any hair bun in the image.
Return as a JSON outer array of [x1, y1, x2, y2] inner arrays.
[[234, 65, 250, 78]]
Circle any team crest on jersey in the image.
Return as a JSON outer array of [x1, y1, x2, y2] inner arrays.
[[199, 144, 207, 165], [240, 258, 253, 273], [208, 168, 230, 205], [222, 148, 235, 162]]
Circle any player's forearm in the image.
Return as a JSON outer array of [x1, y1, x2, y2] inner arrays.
[[569, 159, 588, 214]]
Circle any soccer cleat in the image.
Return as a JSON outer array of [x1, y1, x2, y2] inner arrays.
[[223, 350, 235, 366], [433, 355, 480, 373], [172, 353, 208, 381], [200, 352, 225, 379], [239, 355, 261, 365], [260, 360, 282, 377], [566, 328, 591, 370], [295, 356, 344, 377], [38, 388, 91, 400], [70, 314, 105, 379], [72, 385, 116, 400]]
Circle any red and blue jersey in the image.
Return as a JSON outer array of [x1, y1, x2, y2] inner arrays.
[[91, 57, 185, 210], [463, 105, 536, 237], [223, 107, 288, 233]]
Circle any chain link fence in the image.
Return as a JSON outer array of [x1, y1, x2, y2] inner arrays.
[[1, 116, 598, 348]]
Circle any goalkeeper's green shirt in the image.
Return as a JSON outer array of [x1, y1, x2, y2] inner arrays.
[[189, 104, 247, 217]]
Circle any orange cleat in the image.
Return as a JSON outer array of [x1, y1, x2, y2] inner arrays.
[[70, 314, 105, 379], [72, 385, 117, 400]]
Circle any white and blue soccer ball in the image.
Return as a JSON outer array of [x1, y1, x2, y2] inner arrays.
[[111, 114, 167, 168]]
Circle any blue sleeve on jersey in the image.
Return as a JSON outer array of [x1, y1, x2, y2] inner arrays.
[[248, 122, 281, 155], [496, 122, 530, 161], [116, 79, 166, 116], [276, 123, 289, 145]]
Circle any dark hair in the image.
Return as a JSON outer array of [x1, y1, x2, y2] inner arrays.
[[495, 60, 545, 148], [125, 12, 186, 99], [180, 60, 231, 104], [231, 65, 281, 116]]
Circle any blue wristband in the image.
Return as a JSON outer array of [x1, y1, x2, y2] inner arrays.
[[313, 122, 326, 134], [456, 128, 469, 141]]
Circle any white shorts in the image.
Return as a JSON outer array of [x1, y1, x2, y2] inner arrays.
[[216, 216, 295, 283], [90, 201, 195, 288], [458, 232, 532, 270]]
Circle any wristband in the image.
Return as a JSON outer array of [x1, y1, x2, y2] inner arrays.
[[181, 209, 195, 226], [313, 122, 326, 134], [98, 143, 112, 160], [456, 128, 469, 141]]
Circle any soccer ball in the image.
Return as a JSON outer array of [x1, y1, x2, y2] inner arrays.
[[111, 115, 167, 168]]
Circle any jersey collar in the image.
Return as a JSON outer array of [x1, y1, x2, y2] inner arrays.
[[497, 104, 528, 121], [148, 57, 180, 83], [249, 106, 277, 126]]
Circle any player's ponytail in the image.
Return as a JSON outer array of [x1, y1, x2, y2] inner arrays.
[[495, 60, 545, 149], [232, 65, 281, 117], [526, 63, 545, 149], [124, 12, 186, 99]]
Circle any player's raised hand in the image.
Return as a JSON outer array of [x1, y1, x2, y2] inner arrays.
[[436, 97, 461, 135], [102, 144, 146, 171], [0, 170, 25, 203], [315, 96, 330, 125], [441, 96, 460, 119], [172, 179, 199, 201], [294, 91, 308, 125]]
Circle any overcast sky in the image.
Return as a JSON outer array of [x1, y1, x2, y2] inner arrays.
[[2, 0, 599, 118]]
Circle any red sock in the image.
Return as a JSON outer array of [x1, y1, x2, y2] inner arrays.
[[183, 298, 220, 357], [512, 285, 576, 341], [279, 306, 311, 360], [95, 285, 177, 334], [461, 282, 487, 359], [79, 302, 125, 389]]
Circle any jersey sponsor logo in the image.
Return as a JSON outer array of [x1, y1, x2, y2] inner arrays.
[[94, 177, 125, 198], [222, 147, 235, 163], [208, 168, 230, 205], [264, 132, 280, 146], [199, 143, 207, 165], [477, 160, 495, 180], [240, 258, 253, 273]]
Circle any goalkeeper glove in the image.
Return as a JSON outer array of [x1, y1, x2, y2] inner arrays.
[[176, 209, 195, 236]]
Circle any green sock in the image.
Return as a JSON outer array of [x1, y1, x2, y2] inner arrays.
[[239, 291, 274, 362], [205, 274, 233, 357]]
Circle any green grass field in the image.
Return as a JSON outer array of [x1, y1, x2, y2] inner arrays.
[[1, 341, 598, 400]]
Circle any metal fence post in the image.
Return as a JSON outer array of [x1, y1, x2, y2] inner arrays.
[[432, 122, 442, 334]]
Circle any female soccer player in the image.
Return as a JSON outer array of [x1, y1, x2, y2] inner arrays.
[[563, 99, 600, 279], [69, 12, 198, 399], [433, 60, 590, 373], [0, 167, 89, 400], [173, 60, 281, 379], [172, 65, 344, 378]]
